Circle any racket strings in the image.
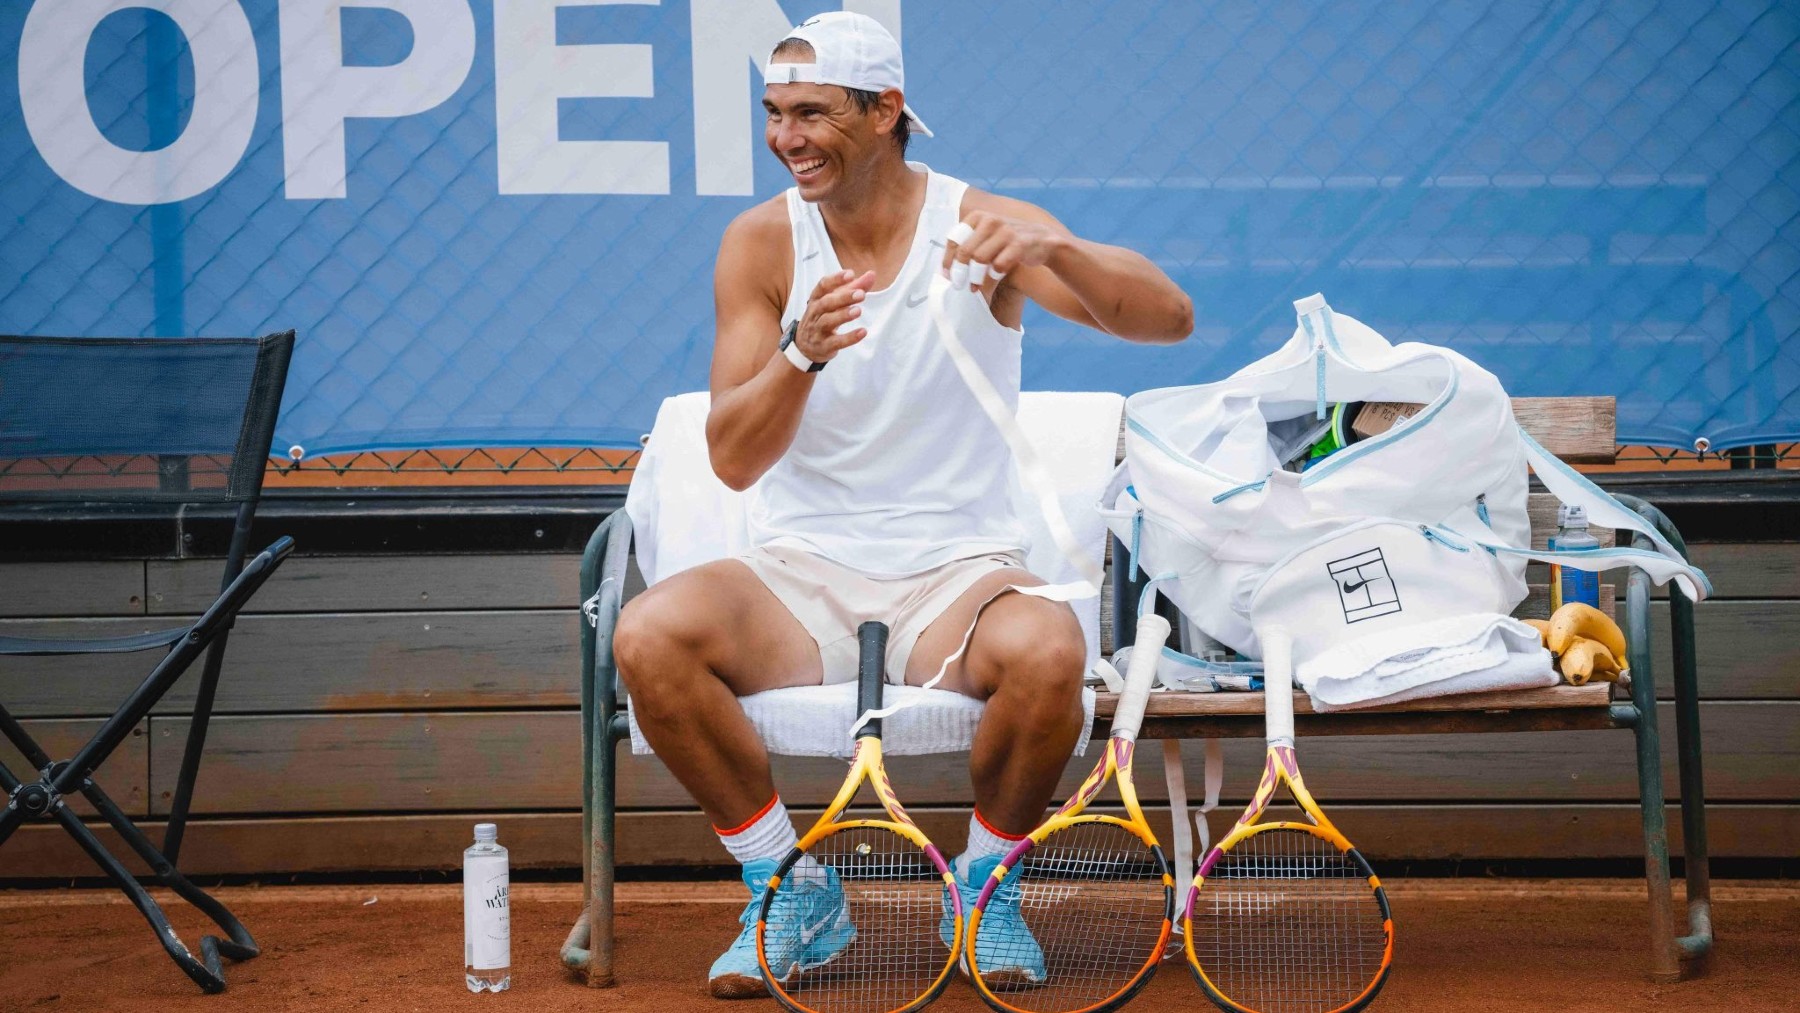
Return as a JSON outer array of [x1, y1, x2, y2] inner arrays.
[[763, 822, 954, 1013], [1190, 826, 1389, 1013], [974, 820, 1170, 1012]]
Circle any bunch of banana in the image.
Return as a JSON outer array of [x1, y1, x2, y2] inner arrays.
[[1524, 603, 1629, 686]]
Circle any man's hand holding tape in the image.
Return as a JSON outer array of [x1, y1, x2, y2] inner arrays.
[[940, 207, 1193, 342]]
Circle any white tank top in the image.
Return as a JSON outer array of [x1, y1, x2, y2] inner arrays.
[[747, 164, 1029, 578]]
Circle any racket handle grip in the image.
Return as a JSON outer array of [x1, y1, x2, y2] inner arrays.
[[856, 621, 889, 739], [1262, 625, 1295, 744], [1112, 614, 1171, 741]]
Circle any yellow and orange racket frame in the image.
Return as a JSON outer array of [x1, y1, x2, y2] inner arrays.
[[967, 614, 1176, 1013], [756, 622, 962, 1013], [1182, 627, 1395, 1013]]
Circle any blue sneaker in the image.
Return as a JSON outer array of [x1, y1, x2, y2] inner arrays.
[[943, 852, 1046, 989], [710, 857, 855, 998]]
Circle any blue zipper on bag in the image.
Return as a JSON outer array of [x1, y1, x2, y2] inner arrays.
[[1300, 312, 1327, 420]]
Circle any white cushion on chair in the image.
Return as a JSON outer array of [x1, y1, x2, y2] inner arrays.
[[622, 390, 1121, 759], [628, 682, 1097, 759]]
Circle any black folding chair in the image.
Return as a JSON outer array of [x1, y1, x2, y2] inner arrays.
[[0, 332, 296, 993]]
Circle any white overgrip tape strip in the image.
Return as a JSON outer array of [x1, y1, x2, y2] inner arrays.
[[926, 272, 1105, 590], [943, 220, 1004, 291], [845, 267, 1106, 741]]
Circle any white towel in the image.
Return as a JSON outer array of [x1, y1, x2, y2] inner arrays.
[[624, 392, 750, 587], [1299, 613, 1558, 712], [627, 683, 1098, 759]]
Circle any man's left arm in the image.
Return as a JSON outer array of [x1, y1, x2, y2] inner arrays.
[[946, 192, 1193, 344]]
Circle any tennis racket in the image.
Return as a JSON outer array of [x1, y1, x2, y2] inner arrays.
[[1183, 625, 1394, 1013], [968, 613, 1176, 1013], [758, 621, 961, 1013]]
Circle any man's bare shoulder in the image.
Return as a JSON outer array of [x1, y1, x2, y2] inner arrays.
[[716, 195, 791, 323], [956, 185, 1060, 226], [720, 195, 791, 256]]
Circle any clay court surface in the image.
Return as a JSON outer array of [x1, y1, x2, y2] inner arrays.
[[2, 880, 1795, 1012]]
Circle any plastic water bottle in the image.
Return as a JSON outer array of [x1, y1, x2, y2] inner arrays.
[[464, 823, 511, 993], [1548, 505, 1600, 611]]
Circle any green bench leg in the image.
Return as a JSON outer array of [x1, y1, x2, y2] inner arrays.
[[561, 513, 631, 986], [1619, 494, 1713, 979], [1626, 566, 1682, 983]]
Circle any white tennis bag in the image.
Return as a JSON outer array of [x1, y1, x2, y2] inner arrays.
[[1102, 294, 1711, 686]]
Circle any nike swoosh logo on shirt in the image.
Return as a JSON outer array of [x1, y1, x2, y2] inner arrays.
[[906, 292, 929, 307], [1341, 578, 1373, 594], [802, 250, 820, 261]]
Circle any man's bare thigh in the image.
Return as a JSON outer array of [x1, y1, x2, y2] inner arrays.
[[902, 568, 1073, 696], [630, 558, 823, 694]]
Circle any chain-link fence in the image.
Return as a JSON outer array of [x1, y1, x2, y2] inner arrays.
[[3, 1, 1796, 484]]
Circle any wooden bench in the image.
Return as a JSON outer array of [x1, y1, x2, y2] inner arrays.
[[561, 395, 1713, 987]]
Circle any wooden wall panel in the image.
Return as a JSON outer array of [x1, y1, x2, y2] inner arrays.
[[0, 562, 144, 618], [147, 702, 1797, 817], [1, 719, 149, 818], [1636, 600, 1800, 700], [148, 554, 580, 614], [0, 610, 581, 717], [1654, 543, 1800, 599]]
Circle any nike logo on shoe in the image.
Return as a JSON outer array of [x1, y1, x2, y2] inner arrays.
[[797, 907, 843, 946]]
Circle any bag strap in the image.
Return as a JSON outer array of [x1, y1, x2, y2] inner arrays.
[[1453, 427, 1711, 601]]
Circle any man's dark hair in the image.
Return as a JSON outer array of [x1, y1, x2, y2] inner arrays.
[[769, 37, 911, 155]]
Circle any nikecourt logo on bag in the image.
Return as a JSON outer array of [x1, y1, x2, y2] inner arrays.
[[1328, 548, 1402, 624]]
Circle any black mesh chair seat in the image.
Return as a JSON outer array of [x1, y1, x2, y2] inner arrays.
[[0, 331, 296, 994]]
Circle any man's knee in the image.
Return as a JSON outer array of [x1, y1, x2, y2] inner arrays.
[[614, 586, 713, 699], [975, 601, 1086, 698]]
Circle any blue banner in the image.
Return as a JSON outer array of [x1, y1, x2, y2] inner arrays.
[[2, 1, 1795, 455]]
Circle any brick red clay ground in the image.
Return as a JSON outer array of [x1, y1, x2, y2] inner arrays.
[[2, 880, 1795, 1012]]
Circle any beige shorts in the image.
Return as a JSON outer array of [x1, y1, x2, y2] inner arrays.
[[737, 545, 1030, 685]]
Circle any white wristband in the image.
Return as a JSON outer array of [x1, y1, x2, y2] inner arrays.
[[781, 337, 821, 372]]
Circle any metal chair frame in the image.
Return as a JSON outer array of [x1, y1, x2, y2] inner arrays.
[[0, 331, 297, 993]]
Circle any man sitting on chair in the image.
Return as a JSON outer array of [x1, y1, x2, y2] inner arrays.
[[613, 11, 1192, 998]]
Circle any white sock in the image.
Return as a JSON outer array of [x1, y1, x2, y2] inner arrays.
[[716, 797, 798, 865], [957, 811, 1025, 876]]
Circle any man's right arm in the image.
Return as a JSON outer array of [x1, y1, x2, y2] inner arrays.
[[706, 205, 873, 491]]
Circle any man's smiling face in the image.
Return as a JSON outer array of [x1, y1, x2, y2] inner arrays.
[[763, 75, 897, 201]]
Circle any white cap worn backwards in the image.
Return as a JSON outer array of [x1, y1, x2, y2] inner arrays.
[[761, 11, 933, 138]]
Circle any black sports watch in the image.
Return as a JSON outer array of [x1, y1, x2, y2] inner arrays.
[[778, 320, 826, 373]]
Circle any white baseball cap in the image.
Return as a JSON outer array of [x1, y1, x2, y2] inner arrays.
[[761, 11, 933, 138]]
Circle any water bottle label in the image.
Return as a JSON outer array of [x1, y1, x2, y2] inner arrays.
[[464, 855, 510, 970], [1560, 567, 1600, 608]]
